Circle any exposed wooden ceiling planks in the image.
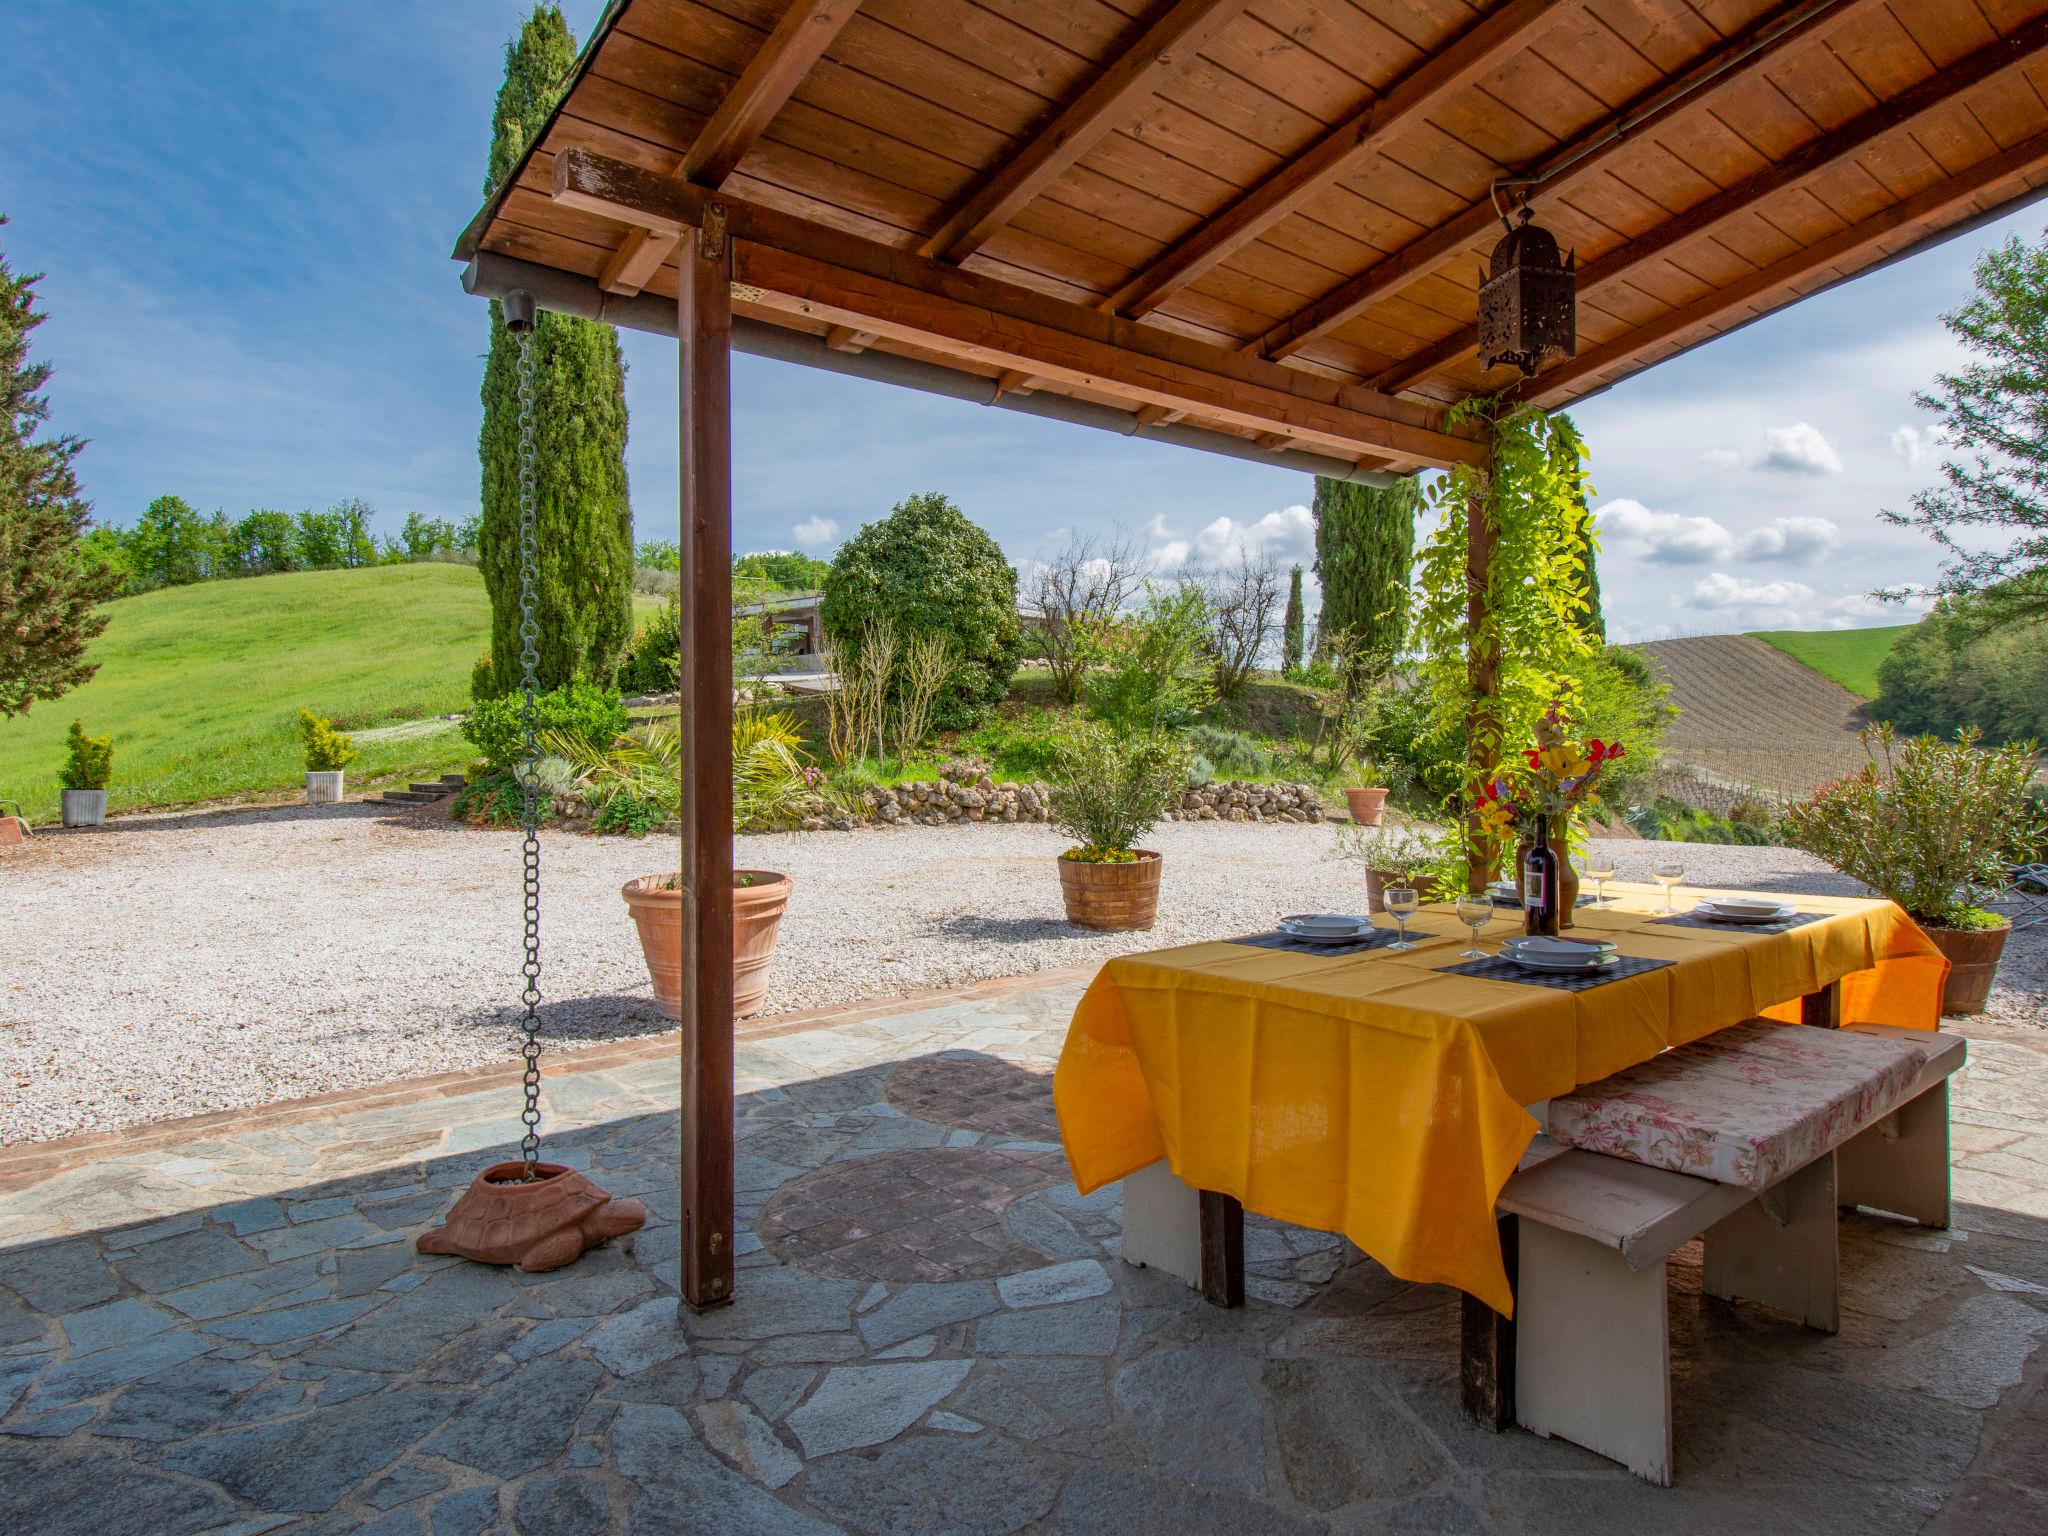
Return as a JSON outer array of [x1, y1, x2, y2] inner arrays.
[[1101, 0, 1576, 321], [454, 0, 2048, 435], [1373, 9, 2048, 391]]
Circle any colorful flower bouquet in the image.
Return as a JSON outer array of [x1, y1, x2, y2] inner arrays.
[[1474, 704, 1627, 840]]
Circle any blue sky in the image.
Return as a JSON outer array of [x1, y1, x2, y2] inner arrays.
[[4, 1, 2037, 643]]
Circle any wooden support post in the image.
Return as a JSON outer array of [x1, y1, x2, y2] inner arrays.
[[1460, 1214, 1518, 1430], [1800, 978, 1843, 1029], [679, 208, 736, 1312], [1198, 1190, 1244, 1308]]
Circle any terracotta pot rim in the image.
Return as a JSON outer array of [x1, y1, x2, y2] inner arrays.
[[1346, 786, 1390, 796], [475, 1160, 575, 1189], [1057, 848, 1160, 864], [621, 869, 792, 903], [1922, 917, 2013, 935]]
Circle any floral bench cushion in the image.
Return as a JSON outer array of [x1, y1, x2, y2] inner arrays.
[[1546, 1022, 1931, 1191]]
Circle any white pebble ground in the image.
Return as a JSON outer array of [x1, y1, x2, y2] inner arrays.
[[2, 801, 2039, 1143]]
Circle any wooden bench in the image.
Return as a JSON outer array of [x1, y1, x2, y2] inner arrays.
[[1489, 1023, 1965, 1485]]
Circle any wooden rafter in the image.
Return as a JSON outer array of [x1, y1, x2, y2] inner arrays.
[[1104, 0, 1570, 321], [823, 323, 875, 352], [1526, 127, 2048, 408], [552, 147, 1483, 469], [598, 0, 861, 295], [918, 0, 1250, 265], [1250, 0, 1868, 364], [1376, 11, 2048, 393]]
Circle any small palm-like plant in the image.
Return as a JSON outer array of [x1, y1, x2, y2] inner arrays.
[[546, 708, 815, 833]]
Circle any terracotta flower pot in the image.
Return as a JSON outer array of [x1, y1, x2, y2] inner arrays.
[[1365, 868, 1446, 913], [1925, 921, 2010, 1016], [1345, 787, 1391, 826], [1058, 850, 1161, 931], [621, 869, 792, 1022]]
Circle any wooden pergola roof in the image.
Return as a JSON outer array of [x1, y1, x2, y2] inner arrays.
[[456, 0, 2048, 473]]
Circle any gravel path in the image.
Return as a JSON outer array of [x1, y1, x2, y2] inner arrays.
[[3, 802, 2041, 1143]]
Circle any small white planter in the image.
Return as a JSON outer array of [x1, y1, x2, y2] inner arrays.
[[306, 771, 345, 806], [60, 788, 107, 828]]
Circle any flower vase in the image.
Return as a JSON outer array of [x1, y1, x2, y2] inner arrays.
[[1514, 821, 1578, 928]]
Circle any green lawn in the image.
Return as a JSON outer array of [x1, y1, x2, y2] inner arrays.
[[1747, 624, 1912, 699], [2, 564, 668, 824]]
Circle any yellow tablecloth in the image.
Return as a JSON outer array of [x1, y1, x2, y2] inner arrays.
[[1053, 884, 1948, 1317]]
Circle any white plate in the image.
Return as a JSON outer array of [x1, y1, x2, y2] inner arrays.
[[1282, 912, 1370, 934], [1280, 923, 1371, 944], [1695, 900, 1794, 925], [1502, 935, 1616, 958], [1507, 950, 1617, 972]]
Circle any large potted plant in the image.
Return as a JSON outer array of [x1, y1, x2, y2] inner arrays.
[[1331, 823, 1448, 912], [58, 722, 111, 828], [565, 708, 807, 1020], [298, 708, 358, 805], [1785, 726, 2044, 1015], [1049, 724, 1188, 931], [1343, 759, 1391, 828]]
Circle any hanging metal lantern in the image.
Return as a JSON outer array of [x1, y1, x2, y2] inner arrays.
[[1477, 202, 1576, 377]]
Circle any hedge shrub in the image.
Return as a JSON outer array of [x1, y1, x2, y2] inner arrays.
[[820, 492, 1022, 731], [461, 680, 627, 772]]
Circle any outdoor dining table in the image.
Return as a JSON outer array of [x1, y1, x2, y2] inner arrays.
[[1053, 882, 1950, 1318]]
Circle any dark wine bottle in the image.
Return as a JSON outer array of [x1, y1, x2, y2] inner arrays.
[[1523, 813, 1561, 937]]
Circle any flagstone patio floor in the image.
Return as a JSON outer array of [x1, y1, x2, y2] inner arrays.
[[2, 977, 2045, 1535]]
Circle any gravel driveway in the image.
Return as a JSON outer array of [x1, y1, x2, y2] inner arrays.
[[3, 801, 2040, 1142]]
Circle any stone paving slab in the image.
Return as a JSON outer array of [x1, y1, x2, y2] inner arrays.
[[0, 985, 2043, 1533]]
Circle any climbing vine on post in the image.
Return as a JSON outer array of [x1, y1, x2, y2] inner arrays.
[[1411, 401, 1597, 890]]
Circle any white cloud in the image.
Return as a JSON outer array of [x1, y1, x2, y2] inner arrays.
[[1683, 572, 1822, 630], [1699, 447, 1746, 469], [1756, 422, 1844, 476], [1143, 503, 1316, 573], [1821, 589, 1933, 628], [792, 515, 840, 548], [1595, 497, 1736, 564], [1737, 515, 1840, 562], [1889, 423, 1951, 469]]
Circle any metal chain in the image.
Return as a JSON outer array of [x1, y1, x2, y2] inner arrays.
[[513, 321, 544, 1178]]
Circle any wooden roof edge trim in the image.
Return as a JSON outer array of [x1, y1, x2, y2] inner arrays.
[[683, 0, 864, 187], [549, 146, 1483, 467], [1527, 130, 2048, 409], [1104, 0, 1569, 322], [1376, 9, 2048, 394], [917, 0, 1252, 265], [452, 0, 632, 262], [1251, 0, 1869, 364]]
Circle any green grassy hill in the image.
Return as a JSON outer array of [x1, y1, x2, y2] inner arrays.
[[2, 565, 497, 823], [1747, 624, 1911, 699]]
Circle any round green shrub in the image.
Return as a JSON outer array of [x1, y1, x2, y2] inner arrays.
[[461, 680, 627, 773], [820, 492, 1023, 731]]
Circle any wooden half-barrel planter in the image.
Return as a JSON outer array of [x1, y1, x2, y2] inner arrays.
[[1058, 850, 1161, 932]]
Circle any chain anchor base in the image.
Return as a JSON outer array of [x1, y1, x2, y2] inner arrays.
[[418, 1161, 646, 1273]]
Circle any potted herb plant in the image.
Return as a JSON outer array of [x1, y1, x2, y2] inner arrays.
[[1331, 823, 1446, 913], [1344, 760, 1392, 828], [58, 722, 112, 828], [581, 710, 807, 1019], [298, 708, 358, 805], [1049, 724, 1188, 931], [1785, 725, 2045, 1015]]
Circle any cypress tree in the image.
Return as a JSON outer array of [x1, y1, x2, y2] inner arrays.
[[478, 6, 633, 692], [1281, 564, 1306, 674], [0, 217, 120, 718], [1572, 493, 1606, 642], [1311, 474, 1418, 669]]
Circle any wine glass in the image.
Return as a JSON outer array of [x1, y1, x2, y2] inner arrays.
[[1455, 891, 1495, 958], [1582, 853, 1617, 908], [1652, 860, 1686, 913], [1384, 884, 1421, 951]]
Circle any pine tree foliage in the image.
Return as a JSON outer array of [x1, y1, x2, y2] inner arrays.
[[1883, 229, 2048, 628], [1312, 474, 1419, 668], [0, 217, 120, 718], [1282, 564, 1306, 673], [478, 6, 633, 692]]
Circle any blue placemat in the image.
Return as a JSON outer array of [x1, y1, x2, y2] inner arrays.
[[1230, 927, 1437, 957], [1434, 953, 1674, 991], [1649, 909, 1827, 936]]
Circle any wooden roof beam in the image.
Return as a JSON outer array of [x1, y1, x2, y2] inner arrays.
[[1251, 0, 1869, 363], [1104, 0, 1571, 321], [552, 147, 1483, 469], [1527, 126, 2048, 407], [824, 324, 876, 352], [918, 0, 1252, 265], [1376, 11, 2048, 393], [597, 0, 861, 295]]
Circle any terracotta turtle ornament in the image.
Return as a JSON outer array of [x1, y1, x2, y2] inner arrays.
[[418, 1161, 646, 1272]]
